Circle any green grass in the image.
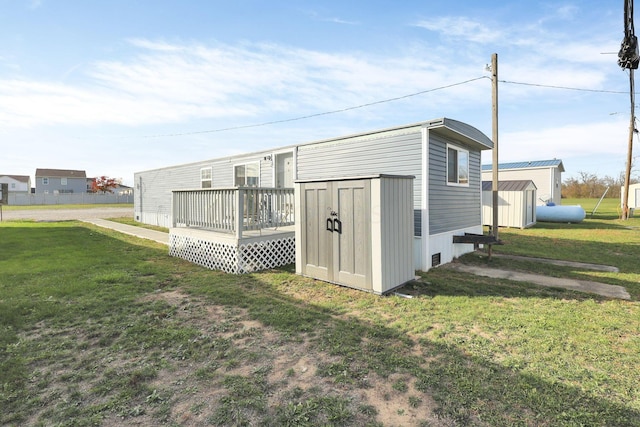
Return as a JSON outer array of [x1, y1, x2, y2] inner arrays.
[[1, 202, 639, 426]]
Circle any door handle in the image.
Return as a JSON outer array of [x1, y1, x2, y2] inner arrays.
[[333, 218, 342, 234], [326, 218, 334, 232]]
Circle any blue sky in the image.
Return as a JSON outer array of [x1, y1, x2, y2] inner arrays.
[[0, 0, 633, 186]]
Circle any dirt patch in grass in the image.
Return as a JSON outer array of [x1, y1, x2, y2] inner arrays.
[[130, 289, 454, 426]]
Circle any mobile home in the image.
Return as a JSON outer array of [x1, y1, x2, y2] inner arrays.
[[134, 117, 493, 273]]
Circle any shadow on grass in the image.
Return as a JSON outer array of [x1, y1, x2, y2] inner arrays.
[[189, 269, 640, 426], [2, 224, 639, 426]]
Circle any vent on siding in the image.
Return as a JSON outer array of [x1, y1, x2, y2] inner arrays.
[[431, 253, 441, 267]]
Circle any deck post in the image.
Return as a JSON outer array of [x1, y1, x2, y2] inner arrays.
[[235, 189, 243, 240]]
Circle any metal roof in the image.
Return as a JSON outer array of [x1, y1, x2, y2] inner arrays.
[[482, 159, 564, 172], [481, 180, 537, 191]]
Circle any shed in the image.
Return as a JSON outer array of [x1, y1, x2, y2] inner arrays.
[[482, 180, 537, 229], [482, 159, 563, 206], [621, 183, 640, 211]]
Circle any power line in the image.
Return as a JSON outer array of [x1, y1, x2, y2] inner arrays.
[[141, 76, 489, 138], [499, 79, 628, 94], [134, 76, 628, 139]]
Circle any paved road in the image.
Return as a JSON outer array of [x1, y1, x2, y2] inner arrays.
[[0, 206, 133, 221]]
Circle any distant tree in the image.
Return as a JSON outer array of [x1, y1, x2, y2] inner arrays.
[[562, 171, 638, 198], [90, 176, 120, 194]]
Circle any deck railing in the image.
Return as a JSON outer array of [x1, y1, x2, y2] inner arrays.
[[172, 187, 295, 238]]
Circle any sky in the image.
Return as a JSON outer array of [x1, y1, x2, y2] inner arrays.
[[0, 0, 635, 187]]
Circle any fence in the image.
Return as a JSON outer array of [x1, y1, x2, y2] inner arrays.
[[8, 193, 134, 206]]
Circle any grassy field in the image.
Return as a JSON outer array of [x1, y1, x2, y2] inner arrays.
[[1, 199, 639, 426]]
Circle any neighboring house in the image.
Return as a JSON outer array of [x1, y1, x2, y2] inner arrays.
[[482, 159, 564, 206], [135, 117, 493, 273], [0, 175, 31, 194], [35, 169, 87, 194], [482, 180, 537, 229]]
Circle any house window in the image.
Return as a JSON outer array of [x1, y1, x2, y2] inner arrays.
[[61, 177, 67, 186], [43, 177, 49, 185], [447, 145, 469, 186], [11, 183, 15, 189], [234, 163, 259, 187], [200, 168, 212, 188]]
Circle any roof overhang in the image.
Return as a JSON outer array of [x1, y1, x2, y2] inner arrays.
[[427, 118, 493, 151]]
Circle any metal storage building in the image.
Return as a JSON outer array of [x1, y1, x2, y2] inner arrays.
[[134, 117, 493, 273], [482, 159, 564, 206], [482, 180, 537, 229], [622, 183, 640, 211]]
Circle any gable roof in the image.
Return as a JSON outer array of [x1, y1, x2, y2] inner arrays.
[[482, 159, 564, 172], [0, 175, 30, 183], [35, 169, 87, 178], [482, 180, 537, 191]]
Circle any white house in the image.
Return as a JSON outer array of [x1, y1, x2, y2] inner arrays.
[[0, 175, 31, 194], [135, 117, 493, 274], [482, 159, 564, 206]]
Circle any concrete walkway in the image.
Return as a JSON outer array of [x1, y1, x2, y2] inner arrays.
[[82, 218, 169, 246], [446, 263, 631, 300]]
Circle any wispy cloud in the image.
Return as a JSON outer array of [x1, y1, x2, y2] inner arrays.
[[414, 17, 503, 44], [0, 40, 488, 128], [28, 0, 42, 10]]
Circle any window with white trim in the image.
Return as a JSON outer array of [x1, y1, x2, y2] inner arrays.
[[234, 163, 259, 187], [42, 177, 49, 185], [200, 167, 212, 188], [61, 177, 68, 186], [447, 145, 469, 186]]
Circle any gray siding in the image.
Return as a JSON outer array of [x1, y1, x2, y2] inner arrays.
[[428, 134, 482, 235], [297, 129, 423, 212], [36, 177, 87, 194], [135, 153, 275, 225]]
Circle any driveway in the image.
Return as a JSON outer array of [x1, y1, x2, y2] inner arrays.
[[0, 206, 133, 221]]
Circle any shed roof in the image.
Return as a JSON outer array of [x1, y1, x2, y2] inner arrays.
[[482, 159, 564, 172], [0, 175, 30, 183], [482, 180, 537, 192], [36, 169, 87, 178]]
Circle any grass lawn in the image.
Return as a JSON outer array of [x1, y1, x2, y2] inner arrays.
[[1, 199, 639, 426]]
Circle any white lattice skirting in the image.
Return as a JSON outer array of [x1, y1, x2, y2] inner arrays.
[[169, 232, 296, 274]]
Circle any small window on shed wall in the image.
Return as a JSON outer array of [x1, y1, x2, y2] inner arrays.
[[446, 145, 469, 186], [200, 168, 212, 188]]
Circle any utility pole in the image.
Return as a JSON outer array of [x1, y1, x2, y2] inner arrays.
[[491, 53, 499, 239], [619, 0, 639, 220]]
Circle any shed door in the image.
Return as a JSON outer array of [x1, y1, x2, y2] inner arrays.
[[526, 190, 535, 224], [333, 180, 372, 290], [300, 181, 332, 281]]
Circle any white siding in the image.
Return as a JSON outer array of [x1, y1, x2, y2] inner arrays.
[[482, 167, 561, 205]]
